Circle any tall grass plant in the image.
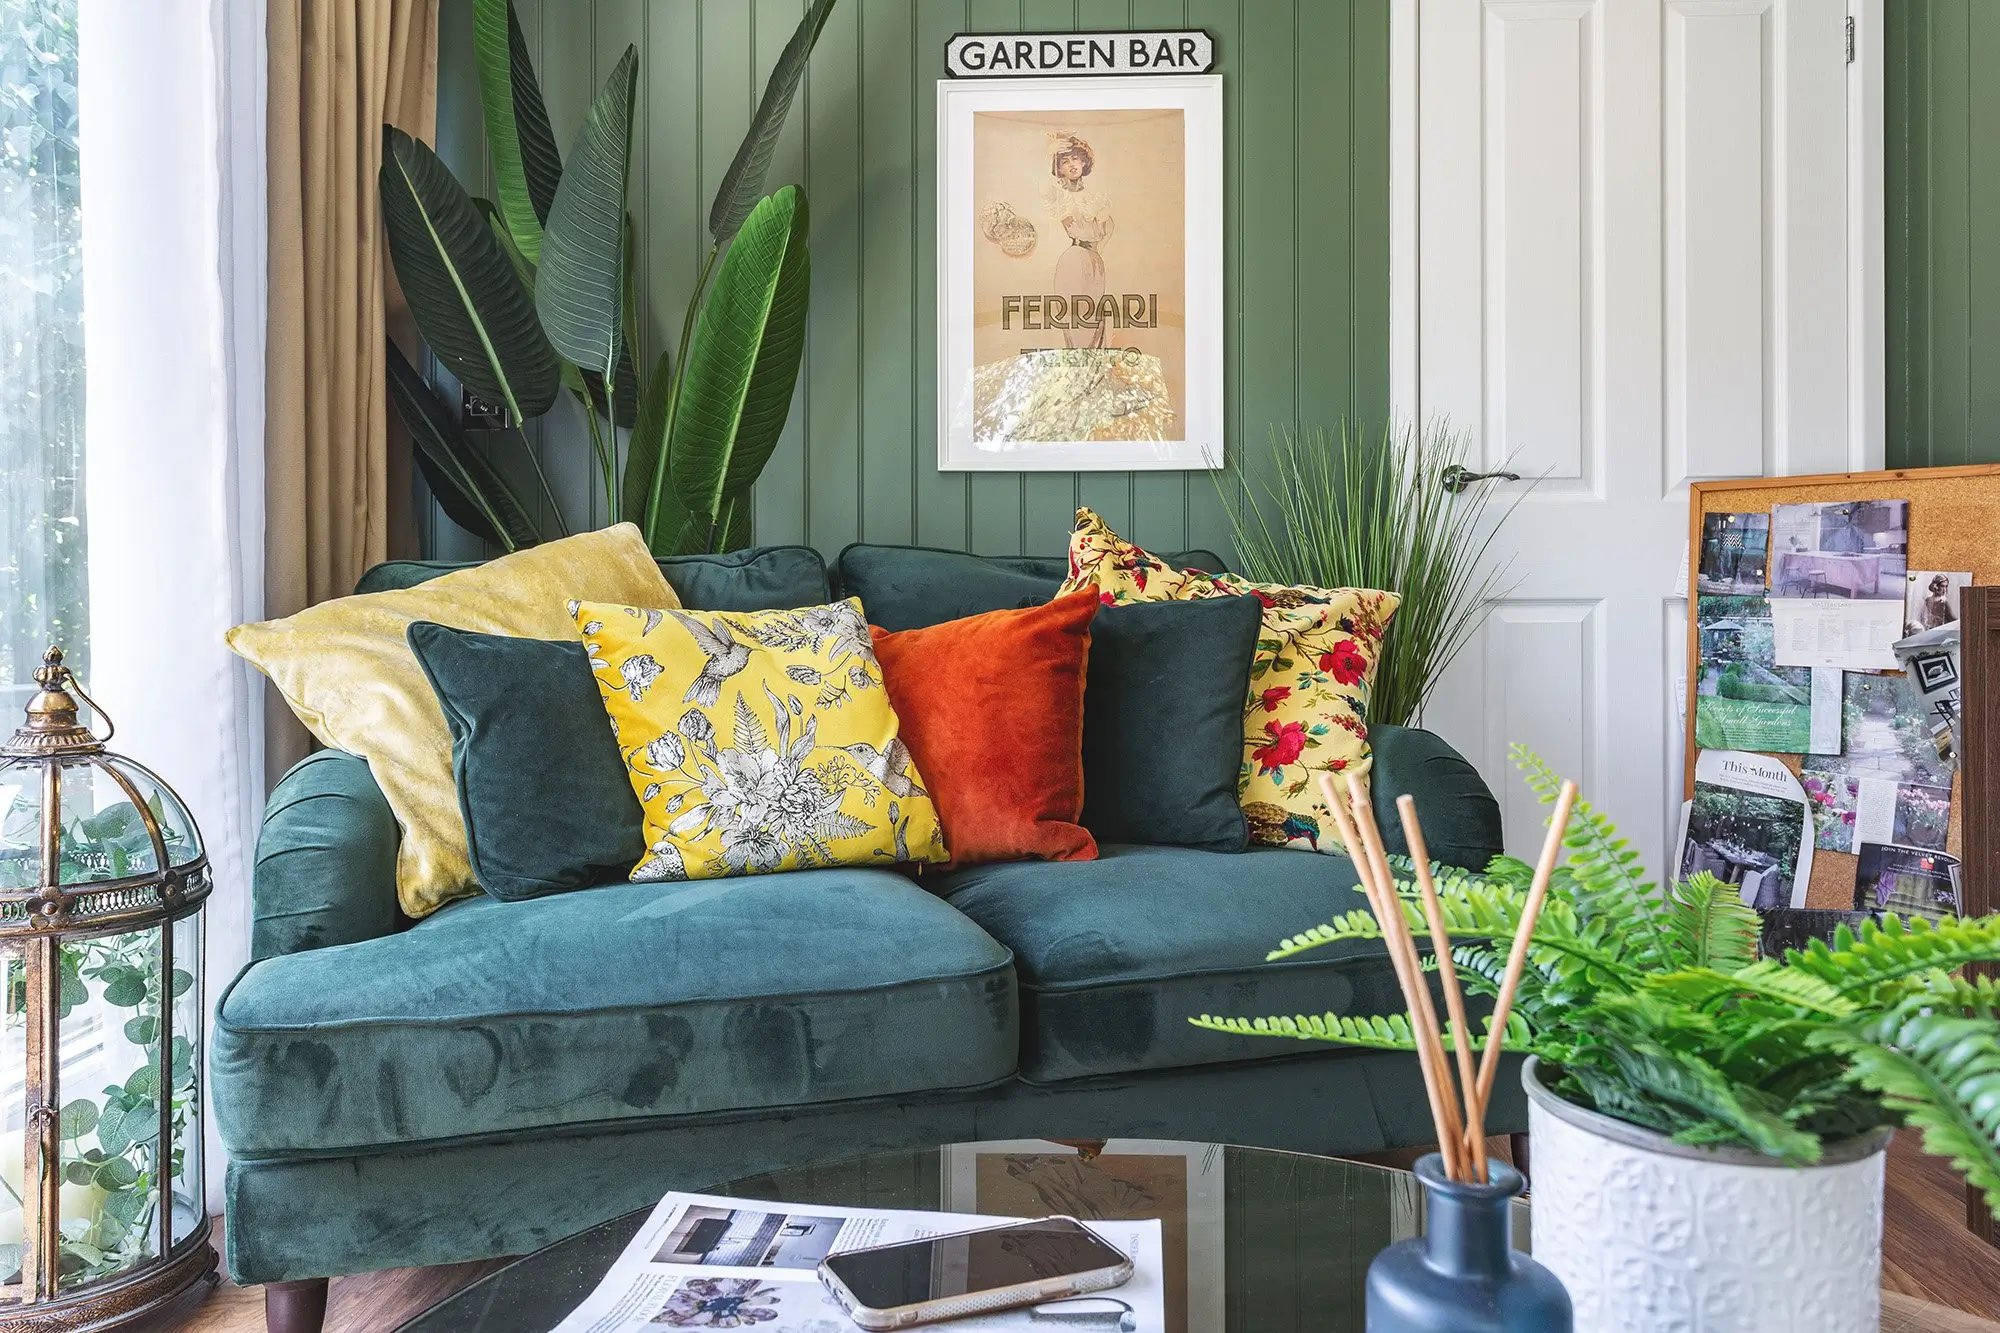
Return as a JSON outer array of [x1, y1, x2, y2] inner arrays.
[[1226, 421, 1529, 727]]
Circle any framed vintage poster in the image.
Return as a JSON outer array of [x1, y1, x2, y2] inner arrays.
[[935, 75, 1223, 471]]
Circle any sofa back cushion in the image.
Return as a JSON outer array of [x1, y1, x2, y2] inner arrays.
[[835, 542, 1228, 632], [359, 544, 832, 610]]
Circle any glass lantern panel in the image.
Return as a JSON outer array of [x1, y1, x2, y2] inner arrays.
[[97, 759, 201, 871], [55, 762, 160, 886], [0, 759, 43, 893], [56, 926, 162, 1289], [167, 912, 201, 1248], [0, 940, 24, 1296]]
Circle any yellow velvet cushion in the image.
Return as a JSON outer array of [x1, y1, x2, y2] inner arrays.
[[228, 524, 677, 917], [1056, 507, 1400, 850], [573, 597, 949, 881]]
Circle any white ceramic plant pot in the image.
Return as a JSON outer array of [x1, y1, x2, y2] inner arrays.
[[1523, 1058, 1891, 1333]]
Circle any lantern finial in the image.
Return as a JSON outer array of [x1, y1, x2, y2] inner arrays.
[[3, 643, 107, 757]]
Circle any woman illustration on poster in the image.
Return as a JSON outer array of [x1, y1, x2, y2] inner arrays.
[[1042, 132, 1112, 350]]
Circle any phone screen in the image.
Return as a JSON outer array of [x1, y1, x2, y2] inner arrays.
[[823, 1217, 1126, 1310]]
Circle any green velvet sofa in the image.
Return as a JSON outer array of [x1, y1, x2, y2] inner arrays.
[[210, 543, 1515, 1331]]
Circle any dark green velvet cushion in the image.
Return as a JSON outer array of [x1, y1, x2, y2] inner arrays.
[[835, 543, 1228, 632], [930, 843, 1407, 1083], [1081, 596, 1260, 851], [211, 869, 1018, 1158], [357, 544, 832, 609], [407, 623, 641, 901]]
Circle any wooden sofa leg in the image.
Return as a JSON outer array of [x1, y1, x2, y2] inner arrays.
[[265, 1277, 329, 1333], [1509, 1131, 1531, 1185]]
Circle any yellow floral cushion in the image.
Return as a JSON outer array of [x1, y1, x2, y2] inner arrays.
[[227, 524, 678, 917], [1057, 507, 1399, 850], [574, 597, 949, 881]]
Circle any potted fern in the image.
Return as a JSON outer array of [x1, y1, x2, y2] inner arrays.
[[1194, 748, 2000, 1333]]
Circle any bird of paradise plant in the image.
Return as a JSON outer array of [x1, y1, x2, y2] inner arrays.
[[381, 0, 834, 555]]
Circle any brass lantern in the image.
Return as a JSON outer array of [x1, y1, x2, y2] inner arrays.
[[0, 648, 215, 1324]]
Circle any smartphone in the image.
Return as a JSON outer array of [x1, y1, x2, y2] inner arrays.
[[817, 1214, 1134, 1330]]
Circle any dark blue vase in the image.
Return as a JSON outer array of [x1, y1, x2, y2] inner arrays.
[[1365, 1154, 1571, 1332]]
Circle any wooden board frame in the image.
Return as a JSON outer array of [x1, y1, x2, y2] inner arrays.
[[1685, 464, 2000, 911], [1959, 587, 1999, 1246]]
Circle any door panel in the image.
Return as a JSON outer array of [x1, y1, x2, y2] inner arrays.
[[1402, 0, 1864, 871]]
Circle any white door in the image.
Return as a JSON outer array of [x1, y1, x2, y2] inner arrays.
[[1395, 0, 1882, 871]]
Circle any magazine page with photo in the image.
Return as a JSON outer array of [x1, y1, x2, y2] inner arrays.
[[1674, 751, 1815, 914], [548, 1192, 1165, 1333]]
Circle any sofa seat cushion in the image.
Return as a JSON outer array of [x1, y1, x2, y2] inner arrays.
[[930, 843, 1400, 1083], [212, 870, 1017, 1158]]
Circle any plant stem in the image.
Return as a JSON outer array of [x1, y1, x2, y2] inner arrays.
[[511, 428, 571, 537], [581, 396, 614, 523]]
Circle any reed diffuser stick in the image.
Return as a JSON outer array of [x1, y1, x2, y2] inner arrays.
[[1323, 774, 1465, 1181], [1343, 777, 1470, 1178], [1396, 795, 1488, 1184], [1472, 780, 1580, 1123]]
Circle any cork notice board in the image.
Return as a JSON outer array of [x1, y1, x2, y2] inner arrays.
[[1686, 464, 2000, 910]]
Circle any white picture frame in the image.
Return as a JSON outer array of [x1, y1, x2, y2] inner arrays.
[[935, 75, 1224, 472]]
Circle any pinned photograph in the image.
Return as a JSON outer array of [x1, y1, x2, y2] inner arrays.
[[1696, 512, 1771, 595], [1854, 843, 1960, 922], [1770, 499, 1909, 600], [1675, 752, 1814, 912], [655, 1207, 846, 1270], [1692, 596, 1814, 752], [1903, 570, 1971, 637]]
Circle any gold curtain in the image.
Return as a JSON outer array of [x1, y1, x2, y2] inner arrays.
[[264, 0, 438, 777]]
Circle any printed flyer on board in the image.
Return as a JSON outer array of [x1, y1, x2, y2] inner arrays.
[[549, 1191, 1165, 1332]]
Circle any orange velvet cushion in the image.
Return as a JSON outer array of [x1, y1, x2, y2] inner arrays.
[[869, 592, 1099, 867]]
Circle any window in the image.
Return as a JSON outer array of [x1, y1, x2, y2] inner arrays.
[[0, 0, 84, 715]]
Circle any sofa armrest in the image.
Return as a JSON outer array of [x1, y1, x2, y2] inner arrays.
[[1367, 724, 1504, 870], [252, 750, 400, 960]]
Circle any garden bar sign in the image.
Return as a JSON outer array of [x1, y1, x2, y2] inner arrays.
[[946, 30, 1214, 78]]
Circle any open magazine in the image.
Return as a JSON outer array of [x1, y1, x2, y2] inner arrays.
[[549, 1191, 1166, 1332]]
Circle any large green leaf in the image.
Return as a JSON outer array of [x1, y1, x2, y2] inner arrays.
[[708, 0, 835, 242], [472, 0, 562, 263], [386, 340, 542, 551], [670, 185, 811, 529], [537, 46, 638, 386], [380, 126, 560, 420]]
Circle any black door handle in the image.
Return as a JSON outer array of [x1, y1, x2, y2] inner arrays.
[[1439, 464, 1522, 494]]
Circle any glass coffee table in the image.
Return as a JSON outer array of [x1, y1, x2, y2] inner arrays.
[[396, 1139, 1528, 1332]]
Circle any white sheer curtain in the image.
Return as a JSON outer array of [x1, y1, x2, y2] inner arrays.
[[78, 0, 265, 1207]]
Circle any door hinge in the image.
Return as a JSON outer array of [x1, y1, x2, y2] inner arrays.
[[1846, 15, 1856, 64]]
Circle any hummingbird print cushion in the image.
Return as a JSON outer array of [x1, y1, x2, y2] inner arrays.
[[573, 597, 949, 882], [1057, 508, 1399, 852]]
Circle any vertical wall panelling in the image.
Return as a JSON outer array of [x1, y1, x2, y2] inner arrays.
[[425, 0, 1392, 558], [1887, 0, 2000, 469], [912, 0, 970, 551]]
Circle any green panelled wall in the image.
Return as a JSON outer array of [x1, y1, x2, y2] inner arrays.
[[1886, 1, 2000, 468], [425, 0, 1390, 560]]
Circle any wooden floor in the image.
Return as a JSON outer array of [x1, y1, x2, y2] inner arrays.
[[184, 1130, 2000, 1332]]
